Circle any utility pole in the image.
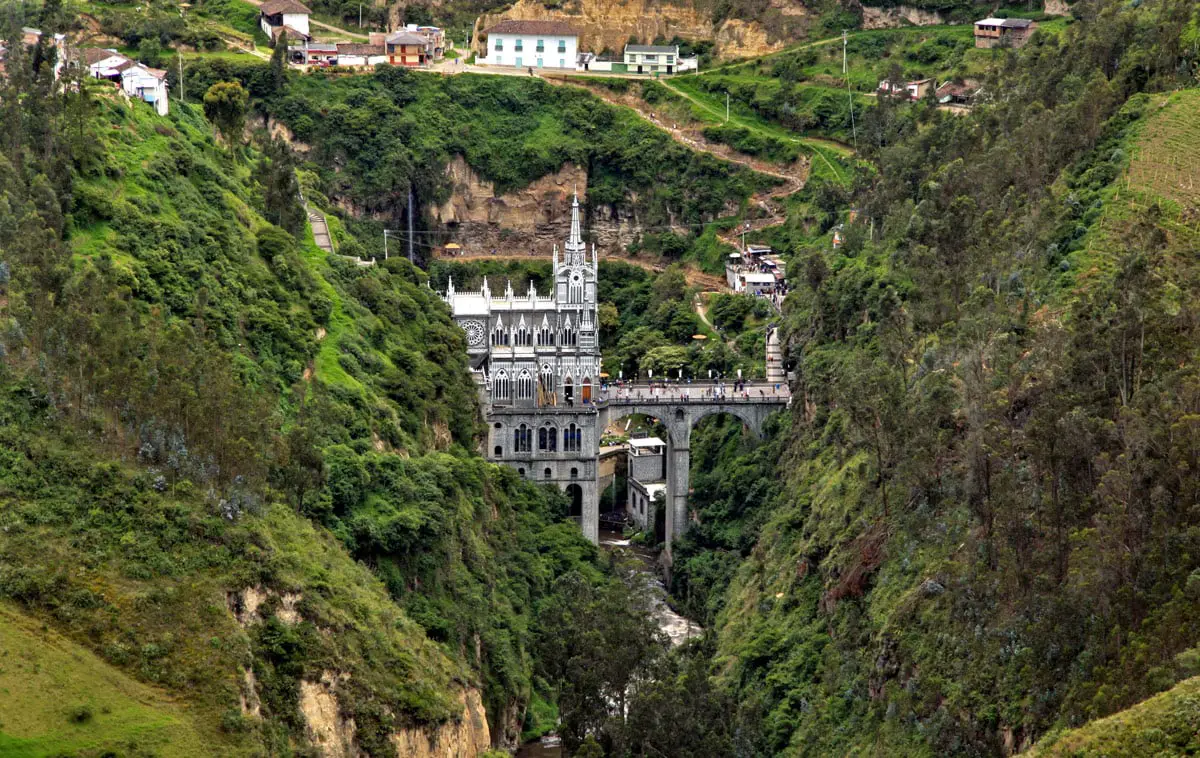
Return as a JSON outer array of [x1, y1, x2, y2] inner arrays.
[[358, 3, 362, 27], [844, 29, 857, 152], [178, 54, 185, 103], [383, 229, 389, 260]]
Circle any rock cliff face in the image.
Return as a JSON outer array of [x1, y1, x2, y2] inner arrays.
[[433, 155, 650, 252], [470, 0, 810, 61], [391, 689, 493, 758], [296, 673, 492, 757], [859, 4, 946, 29]]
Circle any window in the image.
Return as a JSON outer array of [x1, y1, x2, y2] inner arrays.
[[514, 39, 522, 51], [515, 322, 531, 346], [570, 467, 578, 479], [645, 54, 657, 62], [514, 424, 532, 453], [536, 39, 544, 52], [666, 55, 674, 63], [558, 39, 566, 53], [493, 370, 510, 400], [494, 445, 502, 456], [492, 320, 509, 346], [495, 38, 503, 51], [560, 58, 565, 68], [518, 468, 525, 478], [517, 370, 535, 400], [544, 468, 552, 480], [563, 423, 582, 452]]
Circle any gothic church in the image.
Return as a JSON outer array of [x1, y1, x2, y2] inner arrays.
[[441, 193, 602, 540]]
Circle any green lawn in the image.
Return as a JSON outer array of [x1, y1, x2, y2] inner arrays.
[[0, 604, 210, 758]]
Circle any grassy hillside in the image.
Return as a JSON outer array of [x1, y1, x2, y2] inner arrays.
[[0, 603, 209, 757], [1025, 674, 1200, 757], [0, 41, 618, 752], [656, 0, 1200, 754], [181, 60, 776, 252]]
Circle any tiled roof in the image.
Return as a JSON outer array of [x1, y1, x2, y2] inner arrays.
[[336, 43, 385, 55], [482, 19, 578, 37], [385, 31, 427, 45], [625, 44, 676, 54], [82, 47, 126, 65], [260, 0, 311, 15]]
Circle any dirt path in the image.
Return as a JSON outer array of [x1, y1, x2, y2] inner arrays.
[[543, 76, 810, 248]]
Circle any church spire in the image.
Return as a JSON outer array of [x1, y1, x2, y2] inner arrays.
[[564, 187, 585, 266]]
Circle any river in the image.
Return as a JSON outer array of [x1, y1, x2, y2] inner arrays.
[[516, 529, 701, 757]]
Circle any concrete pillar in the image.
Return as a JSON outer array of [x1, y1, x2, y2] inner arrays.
[[664, 417, 691, 556], [581, 470, 599, 544]]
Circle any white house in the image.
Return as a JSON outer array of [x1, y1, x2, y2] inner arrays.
[[260, 0, 311, 42], [622, 44, 697, 75], [82, 48, 132, 80], [478, 19, 578, 70], [121, 64, 169, 116]]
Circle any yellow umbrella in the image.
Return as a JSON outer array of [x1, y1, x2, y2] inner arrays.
[[692, 334, 708, 340]]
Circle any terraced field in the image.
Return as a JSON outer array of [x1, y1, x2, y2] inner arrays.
[[1127, 89, 1200, 215]]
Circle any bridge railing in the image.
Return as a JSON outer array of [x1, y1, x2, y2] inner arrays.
[[593, 382, 790, 406]]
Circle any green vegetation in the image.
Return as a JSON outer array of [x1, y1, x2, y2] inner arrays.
[[181, 61, 775, 249], [1027, 675, 1200, 757], [0, 22, 632, 753], [0, 603, 210, 757], [660, 1, 1200, 755]]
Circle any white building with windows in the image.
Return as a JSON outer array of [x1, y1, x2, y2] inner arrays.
[[441, 191, 601, 537], [622, 43, 697, 74], [477, 19, 578, 70], [121, 64, 169, 116]]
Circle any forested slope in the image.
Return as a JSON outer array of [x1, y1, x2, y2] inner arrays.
[[0, 19, 618, 753], [665, 0, 1200, 755]]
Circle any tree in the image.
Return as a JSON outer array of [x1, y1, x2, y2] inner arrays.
[[203, 81, 249, 146], [641, 345, 690, 377], [266, 39, 288, 97], [256, 137, 304, 235]]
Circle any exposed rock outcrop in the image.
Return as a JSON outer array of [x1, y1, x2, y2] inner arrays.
[[471, 0, 809, 61], [391, 689, 492, 758], [433, 155, 649, 252], [859, 4, 946, 29]]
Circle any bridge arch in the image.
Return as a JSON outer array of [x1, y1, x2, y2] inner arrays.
[[596, 393, 787, 555]]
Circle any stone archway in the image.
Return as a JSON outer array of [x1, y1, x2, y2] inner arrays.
[[566, 483, 584, 520]]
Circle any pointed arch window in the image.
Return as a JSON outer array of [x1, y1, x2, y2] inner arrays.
[[514, 423, 532, 453], [517, 369, 535, 400], [493, 370, 510, 400], [515, 317, 532, 347], [537, 317, 554, 346], [492, 319, 510, 346], [562, 319, 576, 347], [563, 423, 582, 452]]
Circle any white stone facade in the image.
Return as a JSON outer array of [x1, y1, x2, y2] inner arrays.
[[442, 193, 601, 540], [479, 30, 577, 69]]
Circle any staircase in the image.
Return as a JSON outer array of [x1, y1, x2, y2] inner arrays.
[[307, 207, 374, 267]]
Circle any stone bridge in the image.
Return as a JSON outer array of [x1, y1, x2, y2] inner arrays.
[[594, 382, 789, 554]]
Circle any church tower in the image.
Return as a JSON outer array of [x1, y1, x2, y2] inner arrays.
[[554, 191, 599, 351]]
